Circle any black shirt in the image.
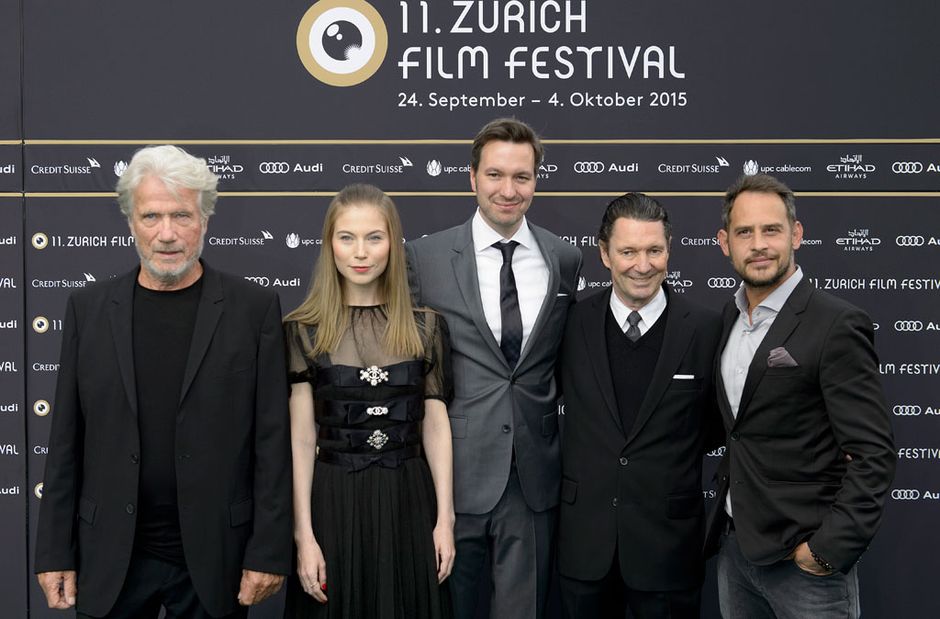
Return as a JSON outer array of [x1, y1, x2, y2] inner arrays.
[[132, 277, 202, 564]]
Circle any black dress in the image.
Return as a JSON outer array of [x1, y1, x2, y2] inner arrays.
[[284, 307, 453, 619]]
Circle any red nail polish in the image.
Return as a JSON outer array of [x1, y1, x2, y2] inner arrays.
[[320, 582, 328, 591]]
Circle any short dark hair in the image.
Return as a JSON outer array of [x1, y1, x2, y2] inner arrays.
[[723, 174, 796, 230], [598, 192, 672, 246], [470, 117, 543, 172]]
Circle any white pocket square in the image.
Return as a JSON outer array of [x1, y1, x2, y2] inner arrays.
[[557, 292, 569, 297], [672, 374, 696, 379]]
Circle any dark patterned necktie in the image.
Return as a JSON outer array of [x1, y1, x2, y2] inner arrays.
[[625, 310, 641, 342], [494, 241, 522, 367]]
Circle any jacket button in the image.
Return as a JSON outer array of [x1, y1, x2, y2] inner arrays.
[[619, 457, 628, 466], [501, 424, 511, 433], [125, 503, 135, 515], [612, 497, 619, 507], [730, 432, 740, 441], [130, 454, 139, 464]]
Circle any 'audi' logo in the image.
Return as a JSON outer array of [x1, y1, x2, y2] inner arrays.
[[573, 161, 605, 174], [894, 320, 924, 332], [895, 235, 925, 247], [893, 405, 922, 416], [891, 489, 921, 500], [244, 276, 270, 287], [707, 277, 737, 289], [259, 162, 290, 174], [892, 161, 923, 174]]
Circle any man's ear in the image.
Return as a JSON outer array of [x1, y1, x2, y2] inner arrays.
[[717, 229, 730, 257]]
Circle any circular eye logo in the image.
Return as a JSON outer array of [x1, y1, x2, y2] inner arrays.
[[34, 400, 51, 417], [296, 0, 388, 87]]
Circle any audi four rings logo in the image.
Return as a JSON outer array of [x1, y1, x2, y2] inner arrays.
[[259, 162, 290, 174], [707, 277, 737, 289], [893, 405, 922, 416], [894, 320, 924, 332], [891, 489, 921, 500], [892, 161, 923, 173], [244, 276, 270, 287], [574, 161, 605, 173], [895, 235, 925, 246]]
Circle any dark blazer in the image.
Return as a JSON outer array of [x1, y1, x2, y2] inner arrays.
[[34, 262, 293, 617], [557, 286, 722, 590], [406, 218, 582, 514], [704, 277, 896, 574]]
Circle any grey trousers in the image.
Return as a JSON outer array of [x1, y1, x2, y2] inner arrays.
[[449, 465, 556, 619]]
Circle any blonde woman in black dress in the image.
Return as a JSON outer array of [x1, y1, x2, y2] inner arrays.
[[283, 184, 454, 619]]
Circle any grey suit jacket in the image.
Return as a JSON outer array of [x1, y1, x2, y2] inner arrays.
[[407, 217, 582, 514]]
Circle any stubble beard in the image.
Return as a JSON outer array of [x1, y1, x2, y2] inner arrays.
[[137, 235, 204, 287]]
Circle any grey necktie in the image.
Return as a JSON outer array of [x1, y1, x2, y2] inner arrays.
[[625, 311, 641, 342]]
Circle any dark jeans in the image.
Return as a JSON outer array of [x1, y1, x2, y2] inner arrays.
[[717, 529, 859, 619], [77, 551, 247, 619]]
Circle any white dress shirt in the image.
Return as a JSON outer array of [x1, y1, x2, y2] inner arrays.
[[472, 210, 549, 355], [608, 286, 667, 335], [722, 266, 803, 517]]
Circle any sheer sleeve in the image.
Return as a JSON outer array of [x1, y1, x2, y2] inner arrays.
[[420, 310, 453, 404], [283, 319, 317, 388]]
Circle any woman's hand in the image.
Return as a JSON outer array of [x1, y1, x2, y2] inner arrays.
[[296, 537, 328, 603], [433, 519, 456, 583]]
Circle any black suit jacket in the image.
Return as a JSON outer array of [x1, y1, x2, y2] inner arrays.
[[34, 262, 293, 617], [704, 277, 896, 573], [558, 286, 722, 590]]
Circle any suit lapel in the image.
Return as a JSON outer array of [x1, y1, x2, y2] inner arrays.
[[627, 288, 694, 444], [736, 278, 812, 420], [584, 289, 622, 434], [108, 269, 140, 417], [178, 264, 224, 405], [451, 221, 506, 367], [715, 300, 738, 426], [517, 224, 560, 369]]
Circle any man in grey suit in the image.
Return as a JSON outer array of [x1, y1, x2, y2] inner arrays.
[[407, 118, 582, 619]]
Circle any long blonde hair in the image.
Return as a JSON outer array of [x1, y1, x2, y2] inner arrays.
[[284, 184, 424, 358]]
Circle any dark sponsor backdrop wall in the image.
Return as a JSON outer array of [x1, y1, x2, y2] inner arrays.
[[3, 0, 939, 617]]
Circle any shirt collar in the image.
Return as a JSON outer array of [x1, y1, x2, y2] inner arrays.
[[609, 285, 668, 331], [733, 265, 804, 317], [472, 209, 535, 252]]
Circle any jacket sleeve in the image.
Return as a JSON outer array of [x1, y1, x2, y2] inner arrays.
[[241, 293, 293, 574], [34, 294, 83, 573], [808, 307, 896, 572]]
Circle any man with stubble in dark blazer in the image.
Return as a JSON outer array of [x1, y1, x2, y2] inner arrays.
[[557, 193, 722, 618], [706, 174, 896, 618], [35, 145, 292, 618]]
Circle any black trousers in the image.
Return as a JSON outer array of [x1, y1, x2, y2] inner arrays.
[[560, 553, 700, 619], [77, 551, 247, 619]]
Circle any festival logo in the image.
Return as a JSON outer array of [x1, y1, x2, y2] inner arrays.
[[296, 0, 389, 87]]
